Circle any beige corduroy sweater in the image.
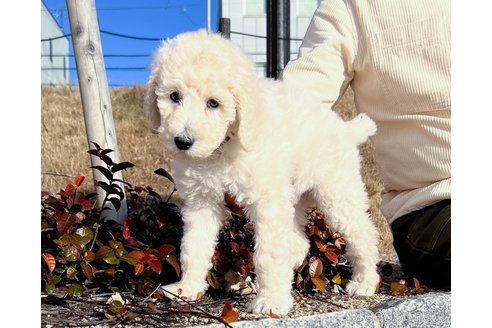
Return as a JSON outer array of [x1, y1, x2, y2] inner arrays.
[[282, 0, 450, 224]]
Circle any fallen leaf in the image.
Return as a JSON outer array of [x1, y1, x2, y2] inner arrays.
[[390, 279, 408, 296], [269, 309, 280, 318], [220, 301, 239, 323]]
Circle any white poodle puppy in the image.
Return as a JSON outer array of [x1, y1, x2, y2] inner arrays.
[[143, 30, 380, 315]]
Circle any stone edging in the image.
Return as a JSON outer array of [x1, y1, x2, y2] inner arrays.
[[196, 292, 451, 328]]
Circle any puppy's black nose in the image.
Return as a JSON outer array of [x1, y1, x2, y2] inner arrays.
[[174, 136, 194, 150]]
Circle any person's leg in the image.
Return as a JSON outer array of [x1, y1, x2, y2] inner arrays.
[[391, 199, 451, 288]]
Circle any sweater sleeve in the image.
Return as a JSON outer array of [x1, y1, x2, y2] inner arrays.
[[281, 0, 356, 109]]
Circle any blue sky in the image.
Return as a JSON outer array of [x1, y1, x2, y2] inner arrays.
[[42, 0, 220, 86]]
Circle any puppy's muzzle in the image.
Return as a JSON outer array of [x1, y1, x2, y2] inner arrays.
[[174, 134, 194, 150]]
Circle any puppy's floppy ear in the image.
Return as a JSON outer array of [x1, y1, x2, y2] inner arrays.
[[233, 82, 260, 151], [143, 74, 161, 134]]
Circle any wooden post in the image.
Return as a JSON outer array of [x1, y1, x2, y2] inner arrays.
[[66, 0, 127, 223]]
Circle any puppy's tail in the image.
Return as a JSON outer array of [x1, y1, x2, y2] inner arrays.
[[347, 113, 377, 145]]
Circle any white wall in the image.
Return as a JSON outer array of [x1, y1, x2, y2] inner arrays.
[[41, 2, 69, 86], [221, 0, 320, 77]]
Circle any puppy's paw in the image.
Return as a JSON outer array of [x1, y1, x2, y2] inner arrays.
[[248, 292, 293, 316], [345, 272, 379, 297], [161, 281, 206, 302]]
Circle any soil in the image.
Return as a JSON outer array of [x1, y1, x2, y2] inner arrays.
[[41, 261, 420, 328]]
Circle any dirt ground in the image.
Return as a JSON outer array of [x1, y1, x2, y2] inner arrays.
[[42, 262, 410, 327]]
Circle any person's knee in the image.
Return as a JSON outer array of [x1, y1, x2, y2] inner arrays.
[[391, 199, 451, 288]]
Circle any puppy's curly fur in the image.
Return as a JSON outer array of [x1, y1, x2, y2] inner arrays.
[[144, 30, 380, 315]]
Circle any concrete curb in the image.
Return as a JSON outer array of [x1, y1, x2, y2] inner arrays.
[[196, 292, 450, 328]]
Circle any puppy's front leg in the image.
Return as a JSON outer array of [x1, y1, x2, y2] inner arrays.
[[248, 199, 296, 315], [162, 205, 224, 301]]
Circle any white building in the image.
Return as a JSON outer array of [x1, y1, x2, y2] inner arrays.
[[41, 1, 69, 86], [220, 0, 320, 77]]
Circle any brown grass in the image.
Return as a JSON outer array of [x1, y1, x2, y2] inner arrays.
[[41, 86, 397, 261]]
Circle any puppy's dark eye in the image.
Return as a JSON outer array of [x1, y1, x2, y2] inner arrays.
[[207, 99, 219, 109], [170, 91, 181, 103]]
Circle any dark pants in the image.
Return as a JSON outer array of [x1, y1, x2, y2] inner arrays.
[[391, 199, 451, 289]]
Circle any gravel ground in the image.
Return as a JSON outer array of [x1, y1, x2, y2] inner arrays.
[[41, 262, 417, 327]]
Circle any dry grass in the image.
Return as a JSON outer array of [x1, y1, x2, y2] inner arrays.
[[41, 86, 173, 196], [41, 86, 396, 261]]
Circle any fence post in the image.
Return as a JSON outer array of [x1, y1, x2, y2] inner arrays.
[[218, 18, 231, 39], [266, 0, 290, 79], [65, 0, 127, 224]]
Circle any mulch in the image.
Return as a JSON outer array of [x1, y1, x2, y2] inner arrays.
[[41, 262, 418, 328]]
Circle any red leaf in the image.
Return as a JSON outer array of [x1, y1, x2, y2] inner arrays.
[[81, 263, 94, 281], [313, 236, 328, 252], [220, 301, 239, 323], [135, 263, 144, 275], [96, 246, 112, 259], [65, 184, 75, 193], [75, 197, 91, 209], [123, 220, 131, 240], [324, 251, 339, 265], [42, 253, 56, 273], [269, 309, 280, 318], [126, 250, 146, 262], [166, 255, 181, 277], [413, 277, 421, 291], [157, 244, 175, 259], [74, 175, 85, 187], [147, 257, 162, 274], [55, 212, 77, 235]]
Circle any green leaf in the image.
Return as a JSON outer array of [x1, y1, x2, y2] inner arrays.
[[45, 281, 55, 294], [96, 246, 120, 265], [296, 273, 303, 287], [109, 240, 127, 257], [68, 284, 84, 297], [108, 300, 125, 315], [62, 246, 79, 262], [67, 265, 78, 280], [53, 234, 71, 247], [104, 250, 120, 265], [119, 256, 137, 266], [52, 274, 61, 285], [75, 226, 94, 241], [390, 279, 408, 296]]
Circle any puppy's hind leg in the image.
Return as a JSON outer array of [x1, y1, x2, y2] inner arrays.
[[290, 196, 313, 270], [161, 205, 224, 301], [312, 173, 380, 297]]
